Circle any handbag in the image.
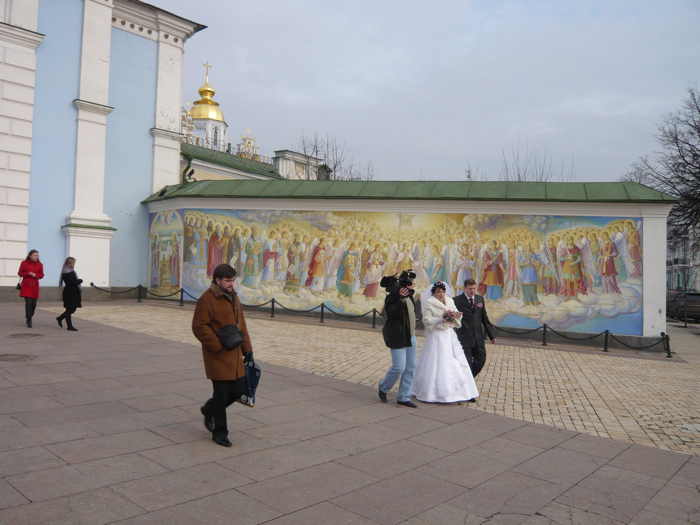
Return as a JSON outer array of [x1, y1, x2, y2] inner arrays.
[[239, 352, 261, 407], [216, 324, 244, 351]]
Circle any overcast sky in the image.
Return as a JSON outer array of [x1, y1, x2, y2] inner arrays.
[[152, 0, 699, 181]]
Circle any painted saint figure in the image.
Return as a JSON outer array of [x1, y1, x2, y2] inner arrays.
[[362, 245, 384, 299], [206, 224, 224, 277], [503, 239, 521, 298], [479, 240, 505, 300], [261, 231, 278, 282], [540, 238, 560, 295], [559, 237, 587, 297], [284, 235, 304, 294], [599, 231, 622, 294], [169, 233, 180, 286], [242, 229, 263, 288], [305, 238, 328, 292], [518, 243, 540, 305]]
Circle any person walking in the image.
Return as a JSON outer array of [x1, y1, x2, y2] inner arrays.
[[454, 278, 495, 380], [378, 270, 418, 408], [412, 281, 478, 403], [17, 249, 44, 328], [56, 257, 82, 332], [192, 263, 253, 447]]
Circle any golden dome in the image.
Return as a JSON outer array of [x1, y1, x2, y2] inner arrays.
[[190, 81, 226, 122]]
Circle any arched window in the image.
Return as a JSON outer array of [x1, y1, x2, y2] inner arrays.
[[213, 126, 219, 148]]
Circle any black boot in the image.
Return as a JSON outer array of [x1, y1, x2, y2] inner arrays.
[[56, 313, 65, 328], [66, 316, 78, 332], [212, 434, 232, 447], [25, 299, 32, 328], [200, 405, 215, 432]]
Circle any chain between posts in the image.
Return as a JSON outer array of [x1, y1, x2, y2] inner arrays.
[[88, 285, 673, 355]]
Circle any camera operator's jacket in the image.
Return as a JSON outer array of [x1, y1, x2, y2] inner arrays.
[[192, 284, 252, 381], [382, 289, 415, 349]]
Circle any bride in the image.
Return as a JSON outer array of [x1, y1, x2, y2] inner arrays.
[[412, 281, 479, 403]]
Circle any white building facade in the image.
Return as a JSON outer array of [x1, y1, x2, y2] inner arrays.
[[0, 0, 204, 288]]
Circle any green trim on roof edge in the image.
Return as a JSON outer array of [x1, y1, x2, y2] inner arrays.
[[143, 180, 677, 204], [181, 143, 281, 179]]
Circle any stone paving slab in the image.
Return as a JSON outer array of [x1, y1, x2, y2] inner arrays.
[[36, 301, 700, 455], [0, 304, 698, 524]]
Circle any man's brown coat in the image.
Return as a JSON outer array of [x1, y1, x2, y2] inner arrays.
[[192, 284, 253, 381]]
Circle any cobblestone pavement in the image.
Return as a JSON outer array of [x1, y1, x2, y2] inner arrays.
[[42, 301, 700, 455]]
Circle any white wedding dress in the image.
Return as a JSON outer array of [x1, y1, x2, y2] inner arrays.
[[412, 294, 479, 403]]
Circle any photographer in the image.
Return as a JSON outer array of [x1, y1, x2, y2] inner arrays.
[[192, 263, 252, 447], [378, 270, 418, 408]]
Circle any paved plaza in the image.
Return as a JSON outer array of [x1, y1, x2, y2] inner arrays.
[[0, 302, 698, 524], [41, 301, 700, 455]]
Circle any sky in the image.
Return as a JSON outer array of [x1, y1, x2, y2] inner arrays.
[[151, 0, 700, 182]]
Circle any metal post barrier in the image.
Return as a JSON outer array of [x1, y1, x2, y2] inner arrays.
[[137, 285, 143, 303], [271, 298, 275, 318], [320, 303, 325, 323], [683, 296, 688, 328], [662, 332, 672, 358], [372, 308, 377, 329], [179, 288, 184, 307], [603, 330, 609, 352], [541, 324, 547, 346]]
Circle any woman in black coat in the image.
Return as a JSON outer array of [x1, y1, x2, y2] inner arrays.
[[56, 257, 82, 332]]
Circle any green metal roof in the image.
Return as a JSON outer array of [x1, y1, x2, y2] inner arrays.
[[143, 179, 677, 204], [182, 143, 281, 179]]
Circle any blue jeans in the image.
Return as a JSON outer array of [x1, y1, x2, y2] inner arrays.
[[379, 336, 416, 402]]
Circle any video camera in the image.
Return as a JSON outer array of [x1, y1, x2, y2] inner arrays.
[[380, 269, 416, 295]]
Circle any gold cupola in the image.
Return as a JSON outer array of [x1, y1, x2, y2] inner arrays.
[[189, 62, 226, 122]]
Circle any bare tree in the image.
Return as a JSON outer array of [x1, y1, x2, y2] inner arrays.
[[298, 133, 374, 181], [619, 160, 654, 185], [298, 133, 321, 180], [625, 88, 700, 230], [463, 162, 484, 181], [498, 144, 575, 182]]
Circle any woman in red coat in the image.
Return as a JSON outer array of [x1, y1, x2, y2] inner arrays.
[[17, 249, 44, 327]]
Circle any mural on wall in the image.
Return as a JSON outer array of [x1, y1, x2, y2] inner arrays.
[[176, 208, 643, 335], [148, 209, 184, 296]]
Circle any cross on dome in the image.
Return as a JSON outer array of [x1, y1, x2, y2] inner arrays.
[[202, 61, 212, 84]]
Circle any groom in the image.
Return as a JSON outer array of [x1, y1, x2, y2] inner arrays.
[[454, 278, 495, 379], [378, 270, 418, 408]]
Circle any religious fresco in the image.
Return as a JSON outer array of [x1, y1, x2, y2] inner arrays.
[[148, 209, 184, 296], [177, 208, 644, 335]]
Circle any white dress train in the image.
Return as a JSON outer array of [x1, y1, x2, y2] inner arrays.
[[412, 295, 479, 403]]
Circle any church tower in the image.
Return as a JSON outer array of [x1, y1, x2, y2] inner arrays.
[[187, 63, 229, 151]]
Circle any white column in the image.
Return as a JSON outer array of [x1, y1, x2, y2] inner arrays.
[[151, 29, 185, 192], [64, 0, 114, 286], [642, 213, 670, 337], [0, 0, 42, 286]]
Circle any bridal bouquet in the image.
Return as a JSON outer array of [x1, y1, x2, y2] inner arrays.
[[443, 310, 462, 321]]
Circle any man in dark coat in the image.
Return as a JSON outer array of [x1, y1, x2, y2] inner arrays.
[[454, 278, 495, 379], [192, 264, 253, 447], [378, 270, 418, 408]]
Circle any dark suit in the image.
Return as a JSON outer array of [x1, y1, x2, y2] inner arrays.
[[454, 293, 494, 377]]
